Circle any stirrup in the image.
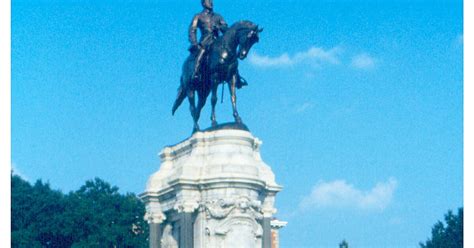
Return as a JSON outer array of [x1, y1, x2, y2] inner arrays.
[[236, 76, 248, 89], [191, 69, 198, 79]]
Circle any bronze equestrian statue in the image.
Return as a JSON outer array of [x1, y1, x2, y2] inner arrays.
[[172, 1, 262, 132]]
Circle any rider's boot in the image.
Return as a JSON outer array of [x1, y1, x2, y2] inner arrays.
[[193, 48, 206, 81], [236, 72, 248, 89]]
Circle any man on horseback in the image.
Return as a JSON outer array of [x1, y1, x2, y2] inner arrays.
[[189, 0, 227, 81], [173, 19, 262, 131], [188, 0, 248, 88]]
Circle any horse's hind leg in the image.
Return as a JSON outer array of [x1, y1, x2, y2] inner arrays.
[[229, 74, 242, 123], [210, 80, 218, 127], [196, 91, 206, 124], [188, 90, 199, 132]]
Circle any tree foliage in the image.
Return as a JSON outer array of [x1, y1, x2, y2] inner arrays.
[[339, 239, 349, 248], [11, 175, 148, 247], [420, 208, 463, 248]]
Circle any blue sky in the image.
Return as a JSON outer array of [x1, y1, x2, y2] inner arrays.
[[12, 0, 463, 247]]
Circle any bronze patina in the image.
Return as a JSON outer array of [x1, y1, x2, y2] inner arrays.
[[172, 1, 262, 132], [189, 0, 228, 81]]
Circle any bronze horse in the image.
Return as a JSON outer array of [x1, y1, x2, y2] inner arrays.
[[172, 20, 262, 132]]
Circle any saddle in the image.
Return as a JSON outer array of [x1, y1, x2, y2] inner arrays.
[[188, 45, 248, 89]]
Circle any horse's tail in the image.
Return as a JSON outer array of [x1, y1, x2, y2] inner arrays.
[[172, 77, 186, 116]]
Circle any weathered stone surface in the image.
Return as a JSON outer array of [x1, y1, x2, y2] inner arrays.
[[140, 128, 282, 248]]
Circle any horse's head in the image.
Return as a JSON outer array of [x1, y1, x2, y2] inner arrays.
[[233, 21, 263, 60]]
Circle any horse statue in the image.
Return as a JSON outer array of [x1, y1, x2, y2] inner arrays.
[[172, 20, 262, 132]]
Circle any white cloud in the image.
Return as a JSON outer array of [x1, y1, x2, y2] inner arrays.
[[351, 53, 376, 69], [389, 216, 403, 225], [249, 46, 342, 67], [249, 53, 293, 67], [299, 177, 397, 211], [296, 102, 314, 113]]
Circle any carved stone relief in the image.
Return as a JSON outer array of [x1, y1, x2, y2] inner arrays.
[[200, 196, 263, 247], [161, 223, 178, 248]]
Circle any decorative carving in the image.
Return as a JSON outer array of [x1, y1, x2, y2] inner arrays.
[[253, 138, 262, 152], [144, 211, 166, 224], [262, 195, 277, 218], [173, 199, 200, 213], [161, 224, 178, 248], [214, 216, 263, 237], [144, 201, 166, 224], [198, 196, 264, 247], [202, 196, 263, 220]]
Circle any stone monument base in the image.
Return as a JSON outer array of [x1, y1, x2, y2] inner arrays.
[[140, 127, 283, 248]]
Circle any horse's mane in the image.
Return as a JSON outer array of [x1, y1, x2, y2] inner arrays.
[[228, 20, 257, 33], [219, 20, 257, 46]]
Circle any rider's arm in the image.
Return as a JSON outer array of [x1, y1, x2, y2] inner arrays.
[[217, 14, 228, 33], [188, 15, 199, 46]]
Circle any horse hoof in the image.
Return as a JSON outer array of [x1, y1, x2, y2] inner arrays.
[[235, 117, 242, 124], [212, 121, 218, 127]]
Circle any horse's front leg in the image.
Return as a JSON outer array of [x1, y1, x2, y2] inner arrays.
[[210, 79, 219, 127], [196, 90, 206, 124], [229, 74, 241, 123], [188, 89, 200, 132]]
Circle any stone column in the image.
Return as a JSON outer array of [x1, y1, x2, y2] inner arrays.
[[179, 212, 194, 248], [144, 200, 166, 248], [174, 199, 198, 248], [149, 222, 162, 248], [262, 195, 276, 248], [262, 217, 272, 248]]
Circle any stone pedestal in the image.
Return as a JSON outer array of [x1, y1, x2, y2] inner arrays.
[[140, 128, 282, 248]]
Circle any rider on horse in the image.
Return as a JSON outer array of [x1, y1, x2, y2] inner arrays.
[[188, 0, 247, 88]]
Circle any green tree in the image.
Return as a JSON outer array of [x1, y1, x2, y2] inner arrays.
[[11, 175, 148, 247], [11, 174, 68, 247], [420, 208, 463, 248], [339, 239, 349, 248], [62, 178, 148, 247]]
